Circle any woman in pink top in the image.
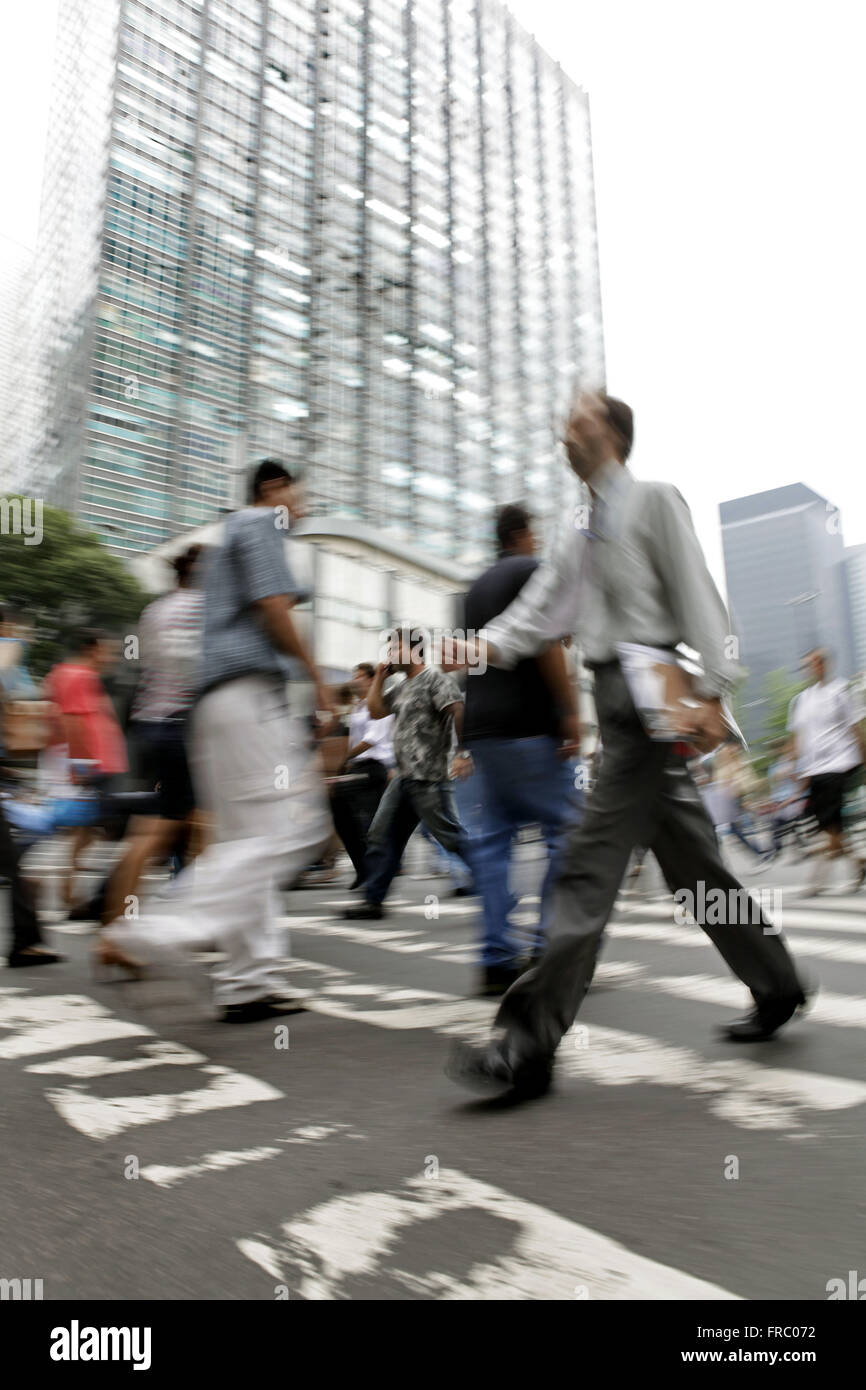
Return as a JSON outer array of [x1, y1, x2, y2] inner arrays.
[[44, 631, 127, 906]]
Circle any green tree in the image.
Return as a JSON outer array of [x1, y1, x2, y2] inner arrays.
[[734, 668, 806, 778], [0, 500, 150, 676]]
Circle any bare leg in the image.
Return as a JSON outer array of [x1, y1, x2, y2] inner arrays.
[[64, 827, 96, 908], [103, 817, 183, 925]]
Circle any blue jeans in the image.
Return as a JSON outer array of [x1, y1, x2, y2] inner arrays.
[[364, 776, 472, 906], [420, 774, 478, 889], [467, 735, 583, 967]]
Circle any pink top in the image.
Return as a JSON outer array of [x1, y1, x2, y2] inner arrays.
[[45, 662, 128, 775]]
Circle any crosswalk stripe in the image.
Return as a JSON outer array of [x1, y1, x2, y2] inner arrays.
[[0, 989, 151, 1058], [0, 989, 285, 1142], [138, 1123, 358, 1189], [236, 1166, 742, 1300], [609, 920, 866, 965], [286, 906, 866, 968], [615, 899, 866, 936], [26, 1040, 208, 1077], [290, 973, 866, 1133], [45, 1064, 284, 1142], [598, 963, 866, 1029]]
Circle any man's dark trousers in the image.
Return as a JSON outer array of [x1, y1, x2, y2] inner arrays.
[[330, 759, 388, 882], [362, 775, 472, 906], [496, 662, 804, 1060], [0, 802, 43, 953]]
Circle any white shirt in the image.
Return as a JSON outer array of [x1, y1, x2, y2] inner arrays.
[[347, 700, 395, 769], [789, 679, 863, 776]]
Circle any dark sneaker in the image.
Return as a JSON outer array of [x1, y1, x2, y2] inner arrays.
[[343, 902, 385, 920], [222, 994, 308, 1024]]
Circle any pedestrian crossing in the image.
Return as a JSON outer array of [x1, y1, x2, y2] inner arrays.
[[2, 871, 865, 1299], [236, 1167, 743, 1300]]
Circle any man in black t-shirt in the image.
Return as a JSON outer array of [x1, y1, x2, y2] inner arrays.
[[461, 504, 583, 996]]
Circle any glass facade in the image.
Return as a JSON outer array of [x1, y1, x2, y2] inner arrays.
[[32, 0, 604, 565], [844, 544, 866, 678], [721, 484, 855, 740]]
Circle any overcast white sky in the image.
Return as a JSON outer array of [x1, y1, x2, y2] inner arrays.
[[3, 0, 865, 585]]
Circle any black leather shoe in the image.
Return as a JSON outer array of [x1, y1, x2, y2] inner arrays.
[[222, 994, 308, 1024], [719, 990, 810, 1042], [7, 947, 65, 968], [446, 1039, 553, 1101], [343, 902, 385, 920], [475, 963, 523, 998]]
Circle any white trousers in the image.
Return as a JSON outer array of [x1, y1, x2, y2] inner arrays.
[[107, 675, 332, 1004]]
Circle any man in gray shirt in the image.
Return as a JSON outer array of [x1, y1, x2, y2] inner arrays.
[[344, 626, 473, 920], [449, 392, 807, 1101], [103, 460, 333, 1023]]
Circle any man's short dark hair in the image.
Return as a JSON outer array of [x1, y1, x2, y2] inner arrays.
[[354, 662, 375, 679], [495, 502, 532, 553], [249, 458, 295, 502], [393, 625, 427, 662], [77, 628, 110, 654], [599, 393, 634, 461], [170, 544, 203, 586]]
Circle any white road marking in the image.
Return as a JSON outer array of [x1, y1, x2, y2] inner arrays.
[[0, 989, 285, 1142], [139, 1123, 358, 1189], [26, 1041, 207, 1077], [236, 1167, 741, 1300], [0, 991, 151, 1058], [298, 980, 866, 1133], [609, 919, 866, 965], [557, 1025, 866, 1133], [603, 964, 866, 1029], [617, 899, 866, 936], [46, 1065, 284, 1141]]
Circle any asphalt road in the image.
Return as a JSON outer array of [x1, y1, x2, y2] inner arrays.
[[1, 837, 864, 1301]]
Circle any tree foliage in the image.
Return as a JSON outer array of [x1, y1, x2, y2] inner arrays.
[[0, 500, 150, 676], [734, 667, 806, 777]]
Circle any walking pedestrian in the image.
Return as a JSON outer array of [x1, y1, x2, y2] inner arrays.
[[101, 544, 205, 924], [762, 738, 809, 862], [461, 503, 582, 996], [788, 648, 866, 895], [101, 460, 334, 1022], [448, 390, 808, 1101], [330, 662, 395, 888], [43, 631, 128, 910], [343, 626, 472, 920]]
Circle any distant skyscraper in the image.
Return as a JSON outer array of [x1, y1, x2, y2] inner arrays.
[[844, 543, 866, 677], [0, 238, 35, 491], [28, 0, 604, 564], [720, 483, 854, 739]]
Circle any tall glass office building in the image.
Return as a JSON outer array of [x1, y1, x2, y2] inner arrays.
[[721, 483, 855, 740], [30, 0, 605, 564]]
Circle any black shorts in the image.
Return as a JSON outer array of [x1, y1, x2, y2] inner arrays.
[[134, 720, 195, 821], [808, 768, 861, 833]]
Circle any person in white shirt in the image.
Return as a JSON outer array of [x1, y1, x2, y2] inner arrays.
[[330, 662, 395, 888], [788, 648, 866, 894]]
